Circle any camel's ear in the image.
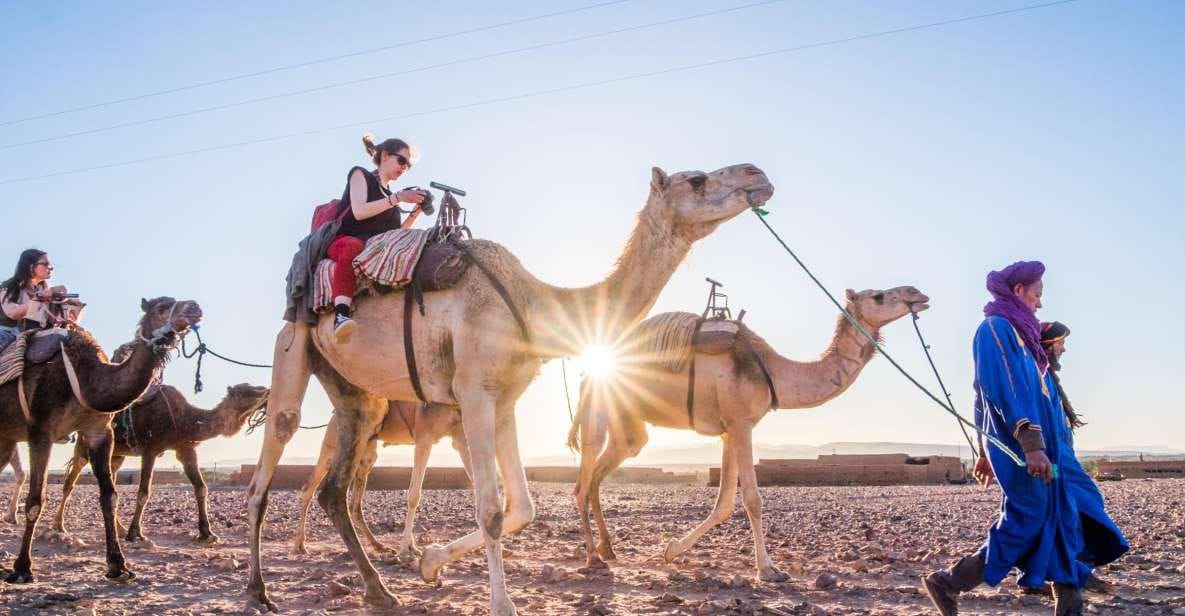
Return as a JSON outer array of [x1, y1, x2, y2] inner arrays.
[[140, 297, 149, 312], [650, 167, 669, 193], [845, 289, 857, 302]]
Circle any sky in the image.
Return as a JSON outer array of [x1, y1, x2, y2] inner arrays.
[[1, 0, 1182, 471]]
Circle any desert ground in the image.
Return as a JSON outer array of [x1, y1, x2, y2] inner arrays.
[[0, 478, 1181, 615]]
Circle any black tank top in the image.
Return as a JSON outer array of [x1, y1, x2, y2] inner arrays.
[[337, 166, 400, 240]]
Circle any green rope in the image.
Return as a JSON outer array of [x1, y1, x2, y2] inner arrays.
[[749, 207, 1025, 467]]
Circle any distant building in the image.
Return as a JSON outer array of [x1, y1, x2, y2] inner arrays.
[[709, 453, 966, 487], [1095, 459, 1185, 479]]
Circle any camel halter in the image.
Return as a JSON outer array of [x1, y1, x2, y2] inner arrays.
[[747, 206, 1025, 467], [138, 301, 190, 351]]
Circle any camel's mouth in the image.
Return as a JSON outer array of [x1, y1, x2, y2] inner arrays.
[[745, 186, 774, 206], [908, 298, 931, 313]]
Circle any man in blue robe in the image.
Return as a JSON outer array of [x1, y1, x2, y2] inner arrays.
[[922, 261, 1128, 616]]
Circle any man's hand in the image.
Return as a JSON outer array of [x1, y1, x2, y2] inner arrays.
[[973, 455, 995, 486], [1025, 449, 1053, 484]]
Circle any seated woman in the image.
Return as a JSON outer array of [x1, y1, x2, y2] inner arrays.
[[0, 249, 68, 350], [329, 133, 426, 343]]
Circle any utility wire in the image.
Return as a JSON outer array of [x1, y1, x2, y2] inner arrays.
[[0, 0, 1080, 186], [1, 0, 785, 150], [0, 0, 634, 127]]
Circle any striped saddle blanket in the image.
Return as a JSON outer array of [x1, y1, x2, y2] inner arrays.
[[0, 331, 33, 388], [313, 229, 430, 312], [624, 312, 742, 373]]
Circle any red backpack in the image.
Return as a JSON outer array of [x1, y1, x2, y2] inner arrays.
[[310, 199, 349, 232]]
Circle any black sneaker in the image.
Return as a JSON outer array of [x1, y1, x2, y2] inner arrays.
[[334, 313, 356, 343]]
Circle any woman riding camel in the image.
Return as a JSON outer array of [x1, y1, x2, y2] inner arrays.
[[329, 133, 426, 342], [0, 249, 69, 350]]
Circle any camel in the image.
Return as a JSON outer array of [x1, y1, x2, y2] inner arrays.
[[2, 448, 25, 523], [568, 286, 929, 581], [291, 400, 466, 561], [246, 164, 775, 614], [52, 382, 269, 545], [0, 296, 203, 582]]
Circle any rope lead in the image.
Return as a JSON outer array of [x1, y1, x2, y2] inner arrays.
[[749, 207, 1025, 467]]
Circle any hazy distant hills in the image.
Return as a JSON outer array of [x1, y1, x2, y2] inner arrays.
[[203, 441, 1184, 471]]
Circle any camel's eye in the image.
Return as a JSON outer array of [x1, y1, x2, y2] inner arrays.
[[873, 293, 885, 304], [687, 174, 707, 191]]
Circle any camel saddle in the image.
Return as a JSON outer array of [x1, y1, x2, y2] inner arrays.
[[412, 240, 470, 292], [26, 328, 69, 364], [692, 319, 741, 355]]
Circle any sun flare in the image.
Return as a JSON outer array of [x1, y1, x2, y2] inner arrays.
[[576, 344, 618, 379]]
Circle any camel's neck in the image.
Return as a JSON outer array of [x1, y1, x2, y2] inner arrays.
[[71, 338, 166, 413], [529, 206, 692, 357], [749, 311, 881, 409], [193, 397, 253, 441]]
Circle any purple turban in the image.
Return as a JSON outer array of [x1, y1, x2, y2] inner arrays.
[[983, 260, 1048, 373]]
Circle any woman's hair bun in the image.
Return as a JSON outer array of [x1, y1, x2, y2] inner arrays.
[[362, 133, 377, 155]]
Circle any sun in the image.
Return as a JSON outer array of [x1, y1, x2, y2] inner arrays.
[[576, 344, 618, 379]]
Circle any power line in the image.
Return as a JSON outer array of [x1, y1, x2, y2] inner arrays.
[[0, 0, 1081, 186], [0, 0, 634, 128], [0, 0, 786, 151]]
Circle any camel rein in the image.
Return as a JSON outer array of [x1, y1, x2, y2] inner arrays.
[[747, 205, 1024, 467]]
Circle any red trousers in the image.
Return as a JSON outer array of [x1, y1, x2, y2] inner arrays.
[[327, 235, 365, 301]]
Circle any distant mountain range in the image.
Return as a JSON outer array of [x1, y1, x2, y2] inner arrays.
[[202, 441, 1185, 471]]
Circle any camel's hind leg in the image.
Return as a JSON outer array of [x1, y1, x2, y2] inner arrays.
[[396, 428, 436, 561], [6, 433, 50, 583], [348, 435, 390, 554], [573, 386, 609, 568], [292, 416, 338, 555], [51, 439, 88, 533], [315, 383, 397, 608], [588, 408, 647, 563], [124, 451, 157, 545], [664, 434, 738, 562], [246, 321, 313, 613], [4, 445, 26, 525], [732, 424, 787, 582]]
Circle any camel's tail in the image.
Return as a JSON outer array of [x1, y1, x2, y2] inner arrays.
[[566, 378, 593, 453]]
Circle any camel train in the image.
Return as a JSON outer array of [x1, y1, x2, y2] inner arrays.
[[0, 162, 929, 615]]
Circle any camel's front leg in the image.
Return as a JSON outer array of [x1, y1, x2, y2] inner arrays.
[[51, 439, 88, 533], [85, 429, 134, 580], [589, 410, 647, 563], [573, 393, 608, 568], [665, 434, 738, 562], [397, 431, 435, 561], [732, 424, 787, 582], [246, 321, 312, 613], [176, 447, 216, 544], [125, 451, 157, 545], [3, 446, 25, 525], [315, 393, 397, 608], [420, 390, 520, 616], [292, 417, 338, 555], [6, 433, 51, 583], [349, 436, 391, 554]]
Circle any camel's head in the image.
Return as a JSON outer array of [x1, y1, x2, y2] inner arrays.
[[648, 164, 774, 241], [844, 286, 930, 328], [137, 296, 203, 349], [225, 383, 271, 434]]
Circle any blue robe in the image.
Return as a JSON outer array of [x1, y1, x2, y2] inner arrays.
[[973, 316, 1128, 588]]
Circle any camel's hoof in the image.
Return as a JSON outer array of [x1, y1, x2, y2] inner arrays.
[[291, 543, 310, 556], [418, 545, 448, 583], [595, 543, 616, 562], [105, 568, 136, 583], [4, 570, 33, 584], [759, 566, 789, 583], [125, 536, 157, 550], [363, 588, 400, 608], [195, 533, 220, 545], [246, 591, 279, 613], [585, 555, 609, 570], [663, 539, 682, 563], [2, 516, 16, 525], [395, 542, 422, 563], [490, 596, 518, 616]]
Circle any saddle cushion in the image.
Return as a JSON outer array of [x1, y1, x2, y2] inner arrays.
[[692, 319, 740, 355], [413, 241, 470, 292], [0, 331, 32, 387], [26, 329, 68, 364], [312, 229, 430, 312]]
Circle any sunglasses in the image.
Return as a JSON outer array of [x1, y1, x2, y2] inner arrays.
[[389, 153, 411, 168], [35, 261, 52, 268]]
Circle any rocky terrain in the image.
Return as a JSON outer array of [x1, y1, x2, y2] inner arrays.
[[0, 479, 1181, 615]]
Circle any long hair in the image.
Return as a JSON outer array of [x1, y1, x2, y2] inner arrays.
[[2, 248, 46, 304], [1047, 353, 1086, 430], [362, 133, 409, 167]]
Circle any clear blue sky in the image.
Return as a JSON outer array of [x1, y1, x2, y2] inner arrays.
[[2, 0, 1182, 469]]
